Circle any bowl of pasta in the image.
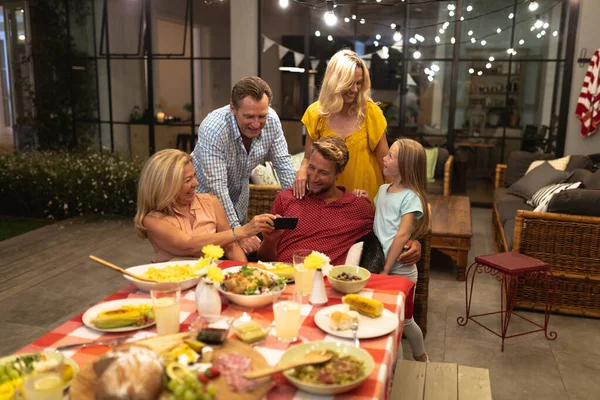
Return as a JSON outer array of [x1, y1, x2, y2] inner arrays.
[[123, 260, 207, 292], [217, 265, 286, 308], [279, 341, 374, 395]]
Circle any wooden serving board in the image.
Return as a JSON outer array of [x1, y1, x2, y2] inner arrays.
[[69, 333, 272, 400]]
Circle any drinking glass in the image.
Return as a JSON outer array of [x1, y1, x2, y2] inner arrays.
[[151, 283, 181, 335], [272, 293, 302, 342], [293, 249, 316, 296], [22, 351, 64, 400]]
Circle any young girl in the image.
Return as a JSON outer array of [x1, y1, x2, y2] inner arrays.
[[373, 138, 430, 362]]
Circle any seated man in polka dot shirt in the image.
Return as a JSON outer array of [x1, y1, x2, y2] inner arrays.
[[257, 136, 421, 266]]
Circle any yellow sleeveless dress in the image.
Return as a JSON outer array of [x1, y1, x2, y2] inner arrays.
[[301, 101, 387, 203]]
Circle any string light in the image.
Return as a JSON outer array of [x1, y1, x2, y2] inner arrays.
[[327, 35, 333, 41], [519, 39, 525, 45], [443, 22, 449, 30], [315, 30, 321, 37], [393, 31, 402, 42], [390, 23, 396, 30], [409, 37, 417, 44], [469, 68, 475, 74], [486, 63, 492, 69], [460, 16, 464, 21], [497, 28, 502, 34], [451, 37, 455, 44], [507, 48, 514, 54], [530, 26, 535, 31], [376, 34, 381, 40], [481, 40, 487, 46], [439, 28, 445, 34], [447, 4, 456, 11], [537, 33, 542, 38], [508, 12, 514, 19], [424, 67, 431, 75], [344, 17, 350, 23], [435, 36, 440, 43], [471, 37, 476, 43], [360, 18, 365, 24], [553, 30, 558, 37], [489, 56, 495, 61], [528, 1, 539, 12], [541, 30, 546, 36], [323, 1, 337, 26], [477, 70, 483, 76], [428, 76, 434, 82], [413, 48, 421, 59], [431, 64, 440, 72], [467, 5, 473, 12], [468, 30, 473, 36], [352, 14, 356, 20], [374, 40, 379, 46], [449, 11, 455, 17], [279, 0, 289, 8], [415, 34, 425, 42], [534, 16, 543, 28], [380, 46, 389, 60], [543, 22, 549, 29]]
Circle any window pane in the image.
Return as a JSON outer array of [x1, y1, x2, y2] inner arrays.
[[103, 0, 144, 55], [192, 0, 231, 58], [193, 60, 231, 125]]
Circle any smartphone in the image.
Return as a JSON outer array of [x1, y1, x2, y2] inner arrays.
[[196, 328, 228, 345], [274, 216, 298, 230]]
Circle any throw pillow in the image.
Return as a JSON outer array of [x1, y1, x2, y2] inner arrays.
[[584, 169, 600, 190], [507, 162, 573, 200], [290, 152, 305, 171], [344, 241, 364, 266], [527, 182, 582, 212], [250, 163, 279, 185], [424, 147, 438, 183], [250, 164, 266, 184], [504, 151, 554, 187], [526, 156, 571, 174]]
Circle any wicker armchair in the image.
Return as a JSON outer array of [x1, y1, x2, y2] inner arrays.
[[247, 184, 281, 221], [493, 164, 600, 317]]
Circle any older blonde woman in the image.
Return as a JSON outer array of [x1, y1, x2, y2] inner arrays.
[[293, 49, 389, 202], [134, 149, 276, 262]]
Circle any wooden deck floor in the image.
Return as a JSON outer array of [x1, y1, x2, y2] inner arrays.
[[0, 217, 155, 354]]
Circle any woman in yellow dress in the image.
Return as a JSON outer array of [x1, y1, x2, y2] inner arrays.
[[293, 49, 389, 202]]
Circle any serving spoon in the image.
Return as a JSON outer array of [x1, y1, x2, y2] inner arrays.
[[89, 255, 159, 283], [243, 350, 332, 379]]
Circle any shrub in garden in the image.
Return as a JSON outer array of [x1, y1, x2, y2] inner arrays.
[[0, 151, 144, 219]]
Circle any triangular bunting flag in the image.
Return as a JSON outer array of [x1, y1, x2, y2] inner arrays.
[[262, 36, 276, 53], [294, 52, 304, 67], [278, 45, 290, 60], [310, 59, 320, 70]]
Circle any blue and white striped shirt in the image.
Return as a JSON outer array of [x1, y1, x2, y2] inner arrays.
[[191, 105, 295, 228]]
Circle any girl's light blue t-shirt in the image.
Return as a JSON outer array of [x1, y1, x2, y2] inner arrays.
[[373, 184, 423, 260]]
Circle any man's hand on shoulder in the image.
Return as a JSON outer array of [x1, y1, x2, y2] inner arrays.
[[397, 239, 422, 265], [352, 189, 369, 199]]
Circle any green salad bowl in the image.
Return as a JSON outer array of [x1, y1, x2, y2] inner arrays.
[[279, 341, 375, 395]]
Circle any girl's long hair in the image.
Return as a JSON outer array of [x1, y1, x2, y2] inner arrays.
[[317, 49, 372, 122], [133, 149, 192, 238], [394, 138, 430, 240]]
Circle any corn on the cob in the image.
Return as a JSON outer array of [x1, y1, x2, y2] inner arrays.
[[342, 294, 383, 318], [91, 304, 154, 329]]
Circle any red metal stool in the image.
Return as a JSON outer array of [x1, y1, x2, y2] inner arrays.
[[457, 252, 557, 351]]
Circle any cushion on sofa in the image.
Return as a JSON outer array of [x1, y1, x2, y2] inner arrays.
[[494, 187, 527, 208], [434, 148, 450, 179], [507, 161, 573, 200], [566, 155, 594, 171], [568, 169, 593, 186], [498, 200, 534, 225], [528, 182, 582, 212], [428, 180, 443, 195], [547, 189, 600, 217], [504, 151, 554, 187], [425, 147, 438, 183], [584, 170, 600, 190], [503, 219, 516, 250], [526, 156, 570, 174]]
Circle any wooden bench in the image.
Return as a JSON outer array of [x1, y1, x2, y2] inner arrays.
[[391, 360, 492, 400]]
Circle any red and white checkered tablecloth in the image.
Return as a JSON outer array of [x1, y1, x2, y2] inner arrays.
[[18, 262, 415, 400]]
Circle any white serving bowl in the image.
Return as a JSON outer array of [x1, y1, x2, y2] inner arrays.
[[217, 266, 286, 308], [123, 260, 205, 292]]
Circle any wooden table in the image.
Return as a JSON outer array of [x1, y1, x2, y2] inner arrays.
[[429, 195, 473, 281], [391, 360, 492, 400]]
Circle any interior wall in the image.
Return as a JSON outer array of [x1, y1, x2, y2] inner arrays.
[[565, 0, 600, 155]]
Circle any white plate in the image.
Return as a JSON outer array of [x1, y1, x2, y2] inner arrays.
[[314, 304, 399, 339], [124, 261, 206, 292], [0, 351, 79, 392], [82, 299, 155, 333]]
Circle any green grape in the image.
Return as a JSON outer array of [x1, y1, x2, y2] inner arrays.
[[183, 374, 196, 387], [164, 396, 176, 400], [167, 379, 179, 392], [191, 380, 202, 392], [183, 389, 196, 400], [197, 393, 209, 400], [205, 384, 216, 397], [8, 370, 19, 380], [173, 384, 186, 397]]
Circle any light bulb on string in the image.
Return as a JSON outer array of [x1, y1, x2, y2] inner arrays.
[[443, 22, 449, 29], [447, 4, 456, 11], [508, 12, 514, 19], [390, 23, 396, 30], [428, 76, 434, 82], [394, 31, 402, 42], [470, 38, 476, 43], [537, 33, 542, 38], [424, 67, 431, 75], [530, 26, 535, 31], [528, 1, 539, 12], [376, 34, 381, 40], [435, 36, 440, 43], [534, 16, 543, 29], [543, 22, 549, 29], [360, 18, 365, 24], [519, 39, 525, 45], [489, 56, 495, 61], [507, 48, 514, 54], [324, 12, 337, 26], [431, 64, 440, 72], [468, 68, 475, 74], [467, 5, 473, 12], [279, 0, 289, 8], [451, 37, 455, 44], [477, 70, 483, 76], [460, 16, 464, 21], [415, 34, 425, 42], [439, 28, 445, 34], [344, 17, 350, 23], [315, 30, 321, 37], [352, 14, 356, 20], [497, 28, 502, 34], [486, 63, 492, 69], [553, 31, 558, 37], [409, 37, 417, 44], [449, 11, 455, 17], [541, 30, 546, 36], [468, 30, 473, 36], [413, 48, 421, 59], [327, 35, 333, 41], [374, 40, 379, 47], [481, 40, 487, 46]]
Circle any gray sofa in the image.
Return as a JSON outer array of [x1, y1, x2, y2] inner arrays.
[[492, 151, 600, 317]]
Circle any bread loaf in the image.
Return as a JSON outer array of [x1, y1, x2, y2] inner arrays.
[[342, 294, 384, 318], [94, 345, 164, 400], [329, 310, 359, 330]]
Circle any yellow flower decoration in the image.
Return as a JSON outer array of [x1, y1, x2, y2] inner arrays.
[[202, 244, 224, 260], [206, 265, 224, 284], [194, 257, 211, 271], [303, 251, 331, 270]]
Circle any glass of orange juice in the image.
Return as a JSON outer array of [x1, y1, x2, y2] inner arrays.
[[273, 293, 302, 342], [293, 249, 316, 296], [151, 284, 181, 335]]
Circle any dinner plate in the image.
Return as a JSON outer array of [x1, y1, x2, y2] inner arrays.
[[314, 304, 399, 339], [0, 350, 79, 391], [82, 298, 155, 333], [124, 260, 206, 292]]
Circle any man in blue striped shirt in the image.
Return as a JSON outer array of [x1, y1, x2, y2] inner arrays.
[[192, 76, 295, 254]]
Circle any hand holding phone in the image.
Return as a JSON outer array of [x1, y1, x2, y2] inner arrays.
[[273, 216, 298, 230]]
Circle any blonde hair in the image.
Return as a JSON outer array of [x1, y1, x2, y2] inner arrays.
[[393, 138, 430, 241], [133, 149, 193, 238], [311, 136, 350, 173], [318, 49, 372, 122]]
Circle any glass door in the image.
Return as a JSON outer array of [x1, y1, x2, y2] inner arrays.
[[1, 1, 33, 152]]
